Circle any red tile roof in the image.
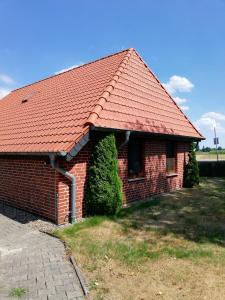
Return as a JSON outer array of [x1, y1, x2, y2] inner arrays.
[[0, 48, 203, 154]]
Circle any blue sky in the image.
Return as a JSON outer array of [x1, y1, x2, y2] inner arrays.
[[0, 0, 225, 146]]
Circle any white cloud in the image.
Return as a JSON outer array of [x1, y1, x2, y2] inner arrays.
[[195, 116, 216, 129], [180, 105, 189, 111], [55, 62, 84, 75], [0, 72, 15, 100], [163, 75, 194, 112], [202, 112, 225, 122], [0, 73, 15, 85], [194, 111, 225, 147], [0, 87, 10, 99], [163, 75, 194, 94], [173, 96, 187, 104]]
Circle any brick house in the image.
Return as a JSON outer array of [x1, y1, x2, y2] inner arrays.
[[0, 48, 203, 224]]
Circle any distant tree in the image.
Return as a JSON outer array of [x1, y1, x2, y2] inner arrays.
[[183, 143, 200, 188], [218, 146, 222, 151], [204, 147, 211, 152]]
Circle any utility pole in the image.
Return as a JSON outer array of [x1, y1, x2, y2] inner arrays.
[[214, 127, 219, 162]]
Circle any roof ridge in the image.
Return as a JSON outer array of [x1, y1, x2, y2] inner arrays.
[[132, 49, 204, 139], [85, 48, 134, 126], [12, 48, 132, 93]]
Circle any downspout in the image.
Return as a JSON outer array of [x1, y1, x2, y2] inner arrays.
[[194, 141, 199, 151], [50, 155, 76, 224], [120, 130, 131, 148]]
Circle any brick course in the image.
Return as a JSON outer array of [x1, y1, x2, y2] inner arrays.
[[56, 142, 92, 224], [0, 137, 190, 225], [0, 157, 57, 222], [118, 139, 189, 204], [56, 136, 190, 224]]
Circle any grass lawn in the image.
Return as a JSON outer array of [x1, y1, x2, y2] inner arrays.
[[55, 178, 225, 300]]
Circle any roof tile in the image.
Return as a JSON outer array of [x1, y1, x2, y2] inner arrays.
[[93, 50, 203, 140], [0, 50, 129, 153], [0, 48, 203, 154]]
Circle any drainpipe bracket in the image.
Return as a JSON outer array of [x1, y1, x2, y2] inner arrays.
[[120, 130, 131, 148]]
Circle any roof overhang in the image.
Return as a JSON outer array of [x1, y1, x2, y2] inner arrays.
[[0, 151, 67, 158], [66, 131, 90, 161], [0, 132, 90, 161], [0, 126, 204, 159], [90, 126, 205, 142]]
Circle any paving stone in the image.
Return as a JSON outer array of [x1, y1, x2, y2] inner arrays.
[[66, 290, 84, 299], [0, 210, 84, 300]]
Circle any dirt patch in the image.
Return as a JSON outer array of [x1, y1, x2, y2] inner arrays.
[[85, 258, 225, 300], [0, 203, 57, 232]]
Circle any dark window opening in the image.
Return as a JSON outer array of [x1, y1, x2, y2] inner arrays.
[[166, 141, 176, 174], [128, 138, 144, 178]]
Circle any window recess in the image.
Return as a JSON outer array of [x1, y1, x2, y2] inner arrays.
[[128, 138, 144, 179], [166, 141, 177, 175]]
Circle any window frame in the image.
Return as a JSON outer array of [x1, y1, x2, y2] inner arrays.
[[166, 141, 177, 175], [128, 138, 145, 179]]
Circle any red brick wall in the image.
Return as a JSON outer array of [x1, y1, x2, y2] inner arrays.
[[56, 142, 92, 224], [0, 157, 57, 222], [0, 148, 91, 225], [118, 139, 190, 204], [56, 137, 190, 224], [0, 138, 190, 225]]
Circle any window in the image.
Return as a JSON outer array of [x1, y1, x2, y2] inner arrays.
[[166, 141, 176, 174], [128, 138, 144, 178]]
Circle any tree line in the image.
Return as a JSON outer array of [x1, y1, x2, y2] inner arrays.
[[198, 145, 224, 152]]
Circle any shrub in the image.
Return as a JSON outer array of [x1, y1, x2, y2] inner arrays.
[[183, 143, 200, 188], [86, 133, 123, 216]]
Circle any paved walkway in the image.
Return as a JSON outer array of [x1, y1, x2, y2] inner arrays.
[[0, 213, 84, 300]]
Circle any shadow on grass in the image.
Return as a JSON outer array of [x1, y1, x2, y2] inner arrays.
[[55, 178, 225, 251], [115, 178, 225, 246]]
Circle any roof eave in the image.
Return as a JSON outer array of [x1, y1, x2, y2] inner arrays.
[[0, 131, 91, 160], [66, 131, 90, 161], [0, 151, 67, 157], [90, 126, 205, 141]]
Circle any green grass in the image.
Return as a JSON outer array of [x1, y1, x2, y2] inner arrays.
[[61, 231, 215, 266], [116, 197, 161, 218], [82, 239, 152, 265], [159, 247, 213, 259], [54, 178, 225, 299], [9, 288, 27, 298], [55, 178, 225, 266], [55, 216, 107, 238]]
